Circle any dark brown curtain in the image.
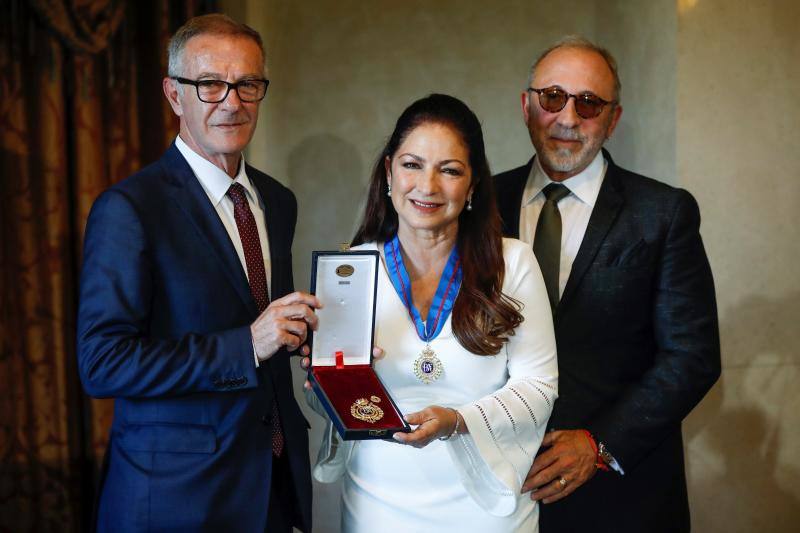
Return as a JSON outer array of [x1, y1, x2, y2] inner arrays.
[[0, 1, 215, 530]]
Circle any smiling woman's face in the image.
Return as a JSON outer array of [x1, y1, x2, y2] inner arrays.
[[386, 121, 473, 237]]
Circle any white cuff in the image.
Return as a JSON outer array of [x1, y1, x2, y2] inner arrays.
[[252, 336, 260, 367]]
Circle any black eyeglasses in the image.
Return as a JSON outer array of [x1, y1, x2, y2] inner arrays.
[[172, 77, 269, 103], [527, 87, 615, 119]]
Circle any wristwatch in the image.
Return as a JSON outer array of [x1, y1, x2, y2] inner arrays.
[[597, 441, 615, 466]]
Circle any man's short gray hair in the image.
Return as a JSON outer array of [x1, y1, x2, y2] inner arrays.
[[527, 35, 621, 102], [167, 13, 265, 78]]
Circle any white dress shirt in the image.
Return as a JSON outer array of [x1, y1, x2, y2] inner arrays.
[[518, 151, 606, 298], [175, 136, 271, 295]]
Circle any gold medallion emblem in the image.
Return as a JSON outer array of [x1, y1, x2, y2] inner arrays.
[[336, 264, 355, 277], [350, 397, 384, 424]]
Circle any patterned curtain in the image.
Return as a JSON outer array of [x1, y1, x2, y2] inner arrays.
[[0, 1, 215, 530]]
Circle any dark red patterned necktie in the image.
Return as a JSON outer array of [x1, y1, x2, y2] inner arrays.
[[227, 182, 284, 457]]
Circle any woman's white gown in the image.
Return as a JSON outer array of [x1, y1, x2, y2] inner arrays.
[[310, 239, 558, 533]]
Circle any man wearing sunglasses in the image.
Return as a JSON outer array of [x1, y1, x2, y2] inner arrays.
[[77, 14, 318, 533], [495, 36, 720, 532]]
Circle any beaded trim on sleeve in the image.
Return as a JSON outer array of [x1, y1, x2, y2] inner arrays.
[[492, 394, 531, 458], [532, 378, 557, 391], [474, 403, 498, 445], [531, 383, 552, 408], [508, 386, 538, 426], [492, 394, 517, 433]]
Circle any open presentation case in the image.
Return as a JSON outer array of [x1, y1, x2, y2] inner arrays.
[[308, 250, 409, 440]]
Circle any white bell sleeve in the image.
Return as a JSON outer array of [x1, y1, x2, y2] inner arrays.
[[304, 382, 355, 483], [445, 239, 558, 516]]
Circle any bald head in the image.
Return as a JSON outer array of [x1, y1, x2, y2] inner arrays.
[[528, 36, 621, 102], [532, 46, 618, 104]]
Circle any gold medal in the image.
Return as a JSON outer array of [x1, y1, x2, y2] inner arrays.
[[351, 396, 384, 423], [413, 344, 443, 384]]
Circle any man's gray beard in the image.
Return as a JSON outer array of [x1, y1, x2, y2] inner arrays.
[[538, 135, 605, 174]]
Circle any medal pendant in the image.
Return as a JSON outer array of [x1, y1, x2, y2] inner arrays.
[[413, 344, 444, 384], [350, 396, 384, 424]]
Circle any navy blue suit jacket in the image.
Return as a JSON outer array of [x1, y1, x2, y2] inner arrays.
[[495, 151, 720, 532], [77, 144, 311, 532]]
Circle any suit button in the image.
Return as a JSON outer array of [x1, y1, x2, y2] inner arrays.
[[261, 414, 271, 425]]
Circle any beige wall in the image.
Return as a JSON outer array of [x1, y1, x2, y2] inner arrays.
[[221, 1, 799, 531], [236, 0, 675, 292], [597, 0, 677, 184], [678, 0, 800, 531]]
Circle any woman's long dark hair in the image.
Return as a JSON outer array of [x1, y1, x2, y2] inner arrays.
[[352, 94, 522, 356]]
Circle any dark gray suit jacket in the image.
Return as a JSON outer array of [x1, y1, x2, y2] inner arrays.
[[494, 151, 720, 532]]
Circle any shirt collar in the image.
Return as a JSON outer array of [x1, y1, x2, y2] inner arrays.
[[175, 135, 254, 206], [522, 150, 607, 208]]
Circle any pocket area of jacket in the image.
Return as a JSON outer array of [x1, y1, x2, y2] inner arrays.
[[611, 238, 651, 267], [118, 423, 217, 454]]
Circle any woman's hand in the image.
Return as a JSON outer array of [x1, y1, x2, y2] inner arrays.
[[393, 406, 460, 448], [300, 346, 385, 390]]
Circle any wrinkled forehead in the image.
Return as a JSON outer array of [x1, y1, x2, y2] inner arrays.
[[182, 34, 266, 78], [533, 47, 615, 100]]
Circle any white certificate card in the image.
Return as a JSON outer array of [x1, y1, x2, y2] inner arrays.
[[311, 252, 378, 366]]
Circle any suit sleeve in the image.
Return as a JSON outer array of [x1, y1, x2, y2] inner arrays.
[[589, 190, 721, 469], [77, 189, 259, 399]]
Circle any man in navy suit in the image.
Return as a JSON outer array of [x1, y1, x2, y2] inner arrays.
[[494, 37, 720, 532], [78, 14, 318, 532]]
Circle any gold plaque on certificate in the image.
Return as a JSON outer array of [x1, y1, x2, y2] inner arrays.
[[336, 264, 355, 277]]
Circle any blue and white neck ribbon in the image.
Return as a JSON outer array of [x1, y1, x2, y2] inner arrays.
[[384, 234, 462, 343]]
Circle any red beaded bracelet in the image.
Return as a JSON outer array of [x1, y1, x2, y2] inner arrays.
[[581, 429, 610, 471]]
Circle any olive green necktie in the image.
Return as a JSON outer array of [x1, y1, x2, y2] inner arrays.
[[533, 183, 571, 311]]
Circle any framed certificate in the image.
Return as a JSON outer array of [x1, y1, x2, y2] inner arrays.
[[308, 251, 409, 440]]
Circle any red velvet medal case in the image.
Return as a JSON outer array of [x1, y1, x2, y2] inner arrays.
[[308, 251, 409, 440]]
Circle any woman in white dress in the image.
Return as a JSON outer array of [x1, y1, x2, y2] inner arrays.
[[307, 94, 557, 532]]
